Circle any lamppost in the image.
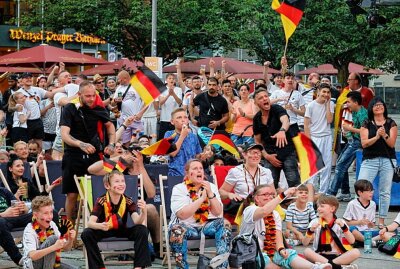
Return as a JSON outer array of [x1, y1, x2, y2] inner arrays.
[[151, 0, 157, 57]]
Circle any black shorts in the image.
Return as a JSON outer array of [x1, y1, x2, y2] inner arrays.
[[27, 119, 45, 140], [62, 151, 100, 194], [44, 132, 57, 142], [11, 127, 29, 144], [320, 253, 340, 262]]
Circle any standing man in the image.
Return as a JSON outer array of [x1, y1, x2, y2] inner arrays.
[[253, 88, 300, 189], [60, 81, 116, 221], [112, 70, 147, 147], [158, 73, 182, 139], [191, 77, 229, 130], [2, 74, 19, 149], [17, 72, 63, 148]]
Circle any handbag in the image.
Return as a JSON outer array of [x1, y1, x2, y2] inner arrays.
[[378, 234, 400, 255], [228, 233, 265, 269], [197, 231, 229, 269], [382, 140, 400, 183]]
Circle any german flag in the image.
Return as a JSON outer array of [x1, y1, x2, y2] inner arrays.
[[341, 238, 353, 251], [103, 158, 116, 173], [272, 0, 306, 42], [208, 130, 240, 157], [292, 132, 325, 183], [394, 244, 400, 259], [115, 158, 128, 172], [130, 65, 167, 105], [140, 135, 177, 156]]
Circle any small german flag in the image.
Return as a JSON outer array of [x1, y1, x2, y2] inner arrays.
[[115, 158, 128, 172], [140, 135, 177, 156], [394, 243, 400, 259], [130, 65, 167, 105], [208, 130, 240, 157], [272, 0, 306, 42], [292, 132, 325, 183], [103, 158, 116, 173]]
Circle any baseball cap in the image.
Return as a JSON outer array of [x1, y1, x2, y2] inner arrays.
[[8, 74, 19, 81], [243, 143, 264, 152], [20, 72, 33, 79]]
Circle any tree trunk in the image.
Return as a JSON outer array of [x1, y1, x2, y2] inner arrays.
[[335, 64, 349, 87]]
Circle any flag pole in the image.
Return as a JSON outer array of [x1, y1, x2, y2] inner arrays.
[[283, 40, 289, 58]]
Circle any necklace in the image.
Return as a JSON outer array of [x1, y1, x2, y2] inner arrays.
[[243, 164, 260, 194]]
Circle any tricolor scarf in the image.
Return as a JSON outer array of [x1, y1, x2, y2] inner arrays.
[[184, 177, 209, 224], [316, 217, 347, 254], [32, 218, 61, 268], [103, 192, 126, 230], [263, 213, 277, 258]]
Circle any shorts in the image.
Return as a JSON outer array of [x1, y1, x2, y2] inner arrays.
[[349, 226, 380, 237], [117, 118, 144, 144], [259, 249, 298, 269], [27, 119, 45, 140], [62, 151, 99, 194], [11, 127, 29, 144], [52, 134, 63, 153], [320, 253, 339, 263]]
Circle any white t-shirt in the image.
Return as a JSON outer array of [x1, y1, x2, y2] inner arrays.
[[160, 87, 183, 122], [12, 106, 28, 128], [343, 199, 376, 231], [270, 89, 305, 125], [304, 100, 335, 137], [22, 221, 61, 263], [394, 212, 400, 225], [142, 102, 157, 118], [113, 84, 144, 119], [169, 182, 222, 227], [308, 218, 348, 253], [240, 205, 282, 249], [54, 92, 67, 136], [64, 83, 79, 97], [285, 202, 317, 232], [17, 87, 47, 120], [225, 164, 273, 199]]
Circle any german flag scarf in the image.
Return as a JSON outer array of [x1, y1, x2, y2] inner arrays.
[[103, 192, 126, 230], [263, 213, 277, 258], [32, 218, 61, 268], [316, 217, 347, 254], [184, 177, 209, 224]]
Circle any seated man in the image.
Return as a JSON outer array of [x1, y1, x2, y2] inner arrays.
[[22, 196, 76, 269], [81, 170, 151, 269], [0, 187, 30, 266]]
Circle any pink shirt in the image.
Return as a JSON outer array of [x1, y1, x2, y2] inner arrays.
[[232, 99, 258, 136]]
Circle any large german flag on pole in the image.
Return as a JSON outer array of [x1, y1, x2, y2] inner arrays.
[[209, 130, 240, 158], [130, 65, 167, 105], [272, 0, 306, 42], [292, 132, 325, 183]]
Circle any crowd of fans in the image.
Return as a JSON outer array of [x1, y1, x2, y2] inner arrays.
[[0, 56, 398, 269]]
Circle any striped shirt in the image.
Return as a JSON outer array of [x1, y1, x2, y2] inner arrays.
[[285, 202, 317, 232]]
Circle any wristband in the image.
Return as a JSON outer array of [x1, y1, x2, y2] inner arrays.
[[341, 225, 349, 233], [121, 124, 127, 130], [208, 193, 216, 199], [278, 192, 286, 200], [306, 228, 314, 237], [385, 226, 389, 232], [278, 247, 285, 255]]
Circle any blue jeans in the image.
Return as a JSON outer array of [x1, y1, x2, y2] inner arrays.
[[169, 218, 231, 269], [358, 157, 396, 219], [231, 134, 254, 147], [327, 139, 361, 196], [263, 151, 300, 188]]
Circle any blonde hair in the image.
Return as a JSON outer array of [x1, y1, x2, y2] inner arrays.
[[103, 170, 124, 186], [13, 140, 27, 149], [31, 196, 54, 212], [8, 92, 24, 110]]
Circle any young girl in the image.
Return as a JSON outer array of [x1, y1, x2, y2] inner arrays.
[[9, 92, 30, 144]]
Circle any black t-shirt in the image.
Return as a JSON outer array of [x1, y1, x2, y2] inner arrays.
[[60, 103, 110, 152], [193, 92, 229, 130], [91, 194, 137, 225], [362, 118, 397, 160], [253, 104, 295, 159]]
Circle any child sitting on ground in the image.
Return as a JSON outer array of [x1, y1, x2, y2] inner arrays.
[[22, 196, 76, 269], [342, 180, 377, 245], [303, 195, 360, 269], [285, 184, 317, 246], [81, 170, 151, 269], [376, 211, 400, 243]]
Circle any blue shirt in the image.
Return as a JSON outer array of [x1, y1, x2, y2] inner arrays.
[[165, 130, 202, 176]]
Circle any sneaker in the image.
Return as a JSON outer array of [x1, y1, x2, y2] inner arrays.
[[342, 264, 359, 269], [338, 193, 352, 202], [372, 239, 384, 248], [313, 262, 332, 269]]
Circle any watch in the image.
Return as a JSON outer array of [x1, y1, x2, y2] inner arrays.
[[208, 193, 216, 199], [279, 127, 286, 132]]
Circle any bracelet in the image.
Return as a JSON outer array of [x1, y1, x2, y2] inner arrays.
[[341, 225, 349, 233], [121, 124, 127, 130], [208, 193, 216, 199], [385, 226, 389, 232], [278, 247, 285, 255], [278, 192, 286, 200]]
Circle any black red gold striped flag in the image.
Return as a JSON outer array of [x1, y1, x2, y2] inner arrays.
[[103, 158, 116, 173], [115, 158, 128, 172], [208, 130, 240, 157], [130, 65, 167, 105], [292, 132, 325, 183], [272, 0, 306, 42], [140, 134, 177, 156]]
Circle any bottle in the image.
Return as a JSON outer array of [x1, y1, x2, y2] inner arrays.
[[364, 229, 372, 253]]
